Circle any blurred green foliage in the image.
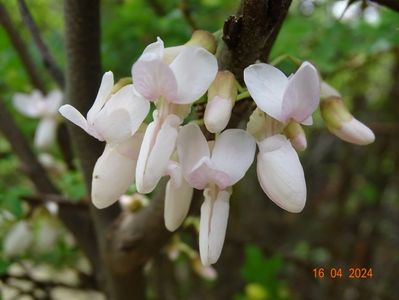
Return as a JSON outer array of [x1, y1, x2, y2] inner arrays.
[[235, 245, 290, 300], [0, 0, 398, 298]]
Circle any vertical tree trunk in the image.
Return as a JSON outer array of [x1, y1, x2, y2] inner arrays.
[[63, 1, 149, 298]]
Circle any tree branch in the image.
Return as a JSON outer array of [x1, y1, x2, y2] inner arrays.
[[218, 0, 292, 82], [146, 0, 166, 16], [17, 0, 65, 87], [371, 0, 399, 12], [21, 194, 88, 209], [0, 3, 46, 92]]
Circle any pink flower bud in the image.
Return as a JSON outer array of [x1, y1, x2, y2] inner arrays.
[[283, 121, 307, 151], [320, 96, 375, 146], [204, 71, 237, 133], [186, 30, 217, 54]]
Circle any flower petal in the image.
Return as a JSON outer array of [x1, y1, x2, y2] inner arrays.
[[140, 37, 164, 61], [188, 157, 231, 190], [4, 221, 33, 257], [34, 118, 57, 149], [59, 104, 104, 139], [94, 85, 150, 144], [13, 92, 42, 117], [87, 71, 114, 123], [281, 62, 320, 124], [332, 118, 375, 145], [199, 187, 230, 266], [91, 135, 142, 209], [169, 46, 218, 104], [164, 175, 193, 231], [257, 134, 306, 213], [204, 96, 233, 133], [211, 129, 256, 186], [45, 90, 63, 114], [136, 114, 180, 193], [177, 123, 210, 178], [244, 63, 288, 121], [132, 58, 177, 102]]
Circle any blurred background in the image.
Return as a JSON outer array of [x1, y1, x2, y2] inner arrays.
[[0, 0, 398, 299]]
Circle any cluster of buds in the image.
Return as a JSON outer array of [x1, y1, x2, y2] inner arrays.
[[59, 31, 375, 266]]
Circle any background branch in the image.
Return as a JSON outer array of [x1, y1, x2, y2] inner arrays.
[[219, 0, 292, 82], [17, 0, 65, 87], [0, 3, 46, 92], [371, 0, 399, 12]]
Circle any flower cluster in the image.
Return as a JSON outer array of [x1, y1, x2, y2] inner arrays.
[[13, 90, 62, 149], [59, 31, 375, 266]]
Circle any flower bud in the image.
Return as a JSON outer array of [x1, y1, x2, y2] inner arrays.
[[186, 30, 217, 54], [204, 71, 236, 133], [119, 193, 149, 212], [191, 256, 217, 280], [4, 221, 33, 257], [111, 77, 133, 94], [320, 97, 375, 146], [283, 121, 307, 151], [35, 219, 59, 253], [247, 108, 282, 141]]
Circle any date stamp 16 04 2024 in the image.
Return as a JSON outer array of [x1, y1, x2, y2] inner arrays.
[[313, 267, 373, 279]]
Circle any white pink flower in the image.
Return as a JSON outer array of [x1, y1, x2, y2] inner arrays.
[[13, 90, 63, 149], [59, 72, 149, 208], [133, 38, 218, 194], [176, 123, 256, 265], [244, 62, 320, 213]]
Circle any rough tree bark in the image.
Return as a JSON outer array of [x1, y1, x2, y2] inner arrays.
[[214, 1, 292, 298]]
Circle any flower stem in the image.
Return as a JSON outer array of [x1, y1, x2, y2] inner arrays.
[[270, 54, 302, 67], [236, 90, 250, 101]]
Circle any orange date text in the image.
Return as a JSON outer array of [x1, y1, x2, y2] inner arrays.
[[312, 267, 373, 279]]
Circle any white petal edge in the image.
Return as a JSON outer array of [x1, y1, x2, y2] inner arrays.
[[59, 105, 87, 132], [204, 96, 233, 133], [45, 90, 63, 114], [243, 63, 288, 121], [87, 71, 114, 123], [91, 135, 142, 209], [332, 118, 375, 145], [199, 187, 230, 266], [13, 92, 41, 117], [93, 85, 150, 145], [177, 123, 210, 178], [132, 59, 177, 102], [281, 61, 320, 124], [257, 134, 306, 213], [211, 129, 256, 186], [139, 37, 164, 61], [136, 114, 180, 194], [169, 46, 218, 104], [187, 157, 231, 190], [34, 118, 57, 149], [164, 177, 194, 232]]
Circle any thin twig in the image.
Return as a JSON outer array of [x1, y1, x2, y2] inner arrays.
[[180, 0, 197, 30], [146, 0, 166, 16], [0, 99, 58, 194], [17, 0, 65, 87], [0, 3, 46, 92], [371, 0, 399, 12], [21, 194, 89, 209]]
